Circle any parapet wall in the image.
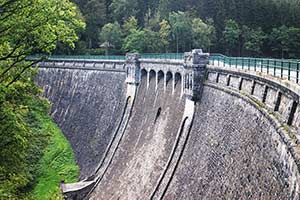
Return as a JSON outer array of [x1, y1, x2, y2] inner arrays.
[[39, 59, 126, 72], [206, 65, 300, 198], [207, 66, 300, 133]]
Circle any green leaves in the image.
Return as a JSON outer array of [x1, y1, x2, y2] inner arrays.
[[192, 18, 215, 51], [0, 0, 83, 198], [159, 19, 171, 52], [242, 26, 266, 56], [223, 19, 241, 54]]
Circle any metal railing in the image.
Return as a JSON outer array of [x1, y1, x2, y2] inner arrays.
[[29, 53, 299, 84], [28, 54, 126, 60], [141, 53, 184, 60], [209, 54, 300, 84], [28, 53, 184, 61]]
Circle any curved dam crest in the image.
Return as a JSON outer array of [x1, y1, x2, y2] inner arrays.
[[35, 51, 300, 199]]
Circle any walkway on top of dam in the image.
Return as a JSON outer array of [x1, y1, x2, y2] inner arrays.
[[32, 53, 300, 86]]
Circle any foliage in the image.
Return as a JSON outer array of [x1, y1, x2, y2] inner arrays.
[[100, 22, 123, 54], [71, 0, 106, 48], [268, 25, 290, 58], [0, 0, 84, 198], [67, 0, 300, 58], [192, 18, 215, 51], [169, 11, 193, 53], [242, 26, 266, 56], [159, 20, 171, 52], [30, 115, 79, 199], [223, 19, 241, 55], [110, 0, 139, 23], [123, 16, 139, 35]]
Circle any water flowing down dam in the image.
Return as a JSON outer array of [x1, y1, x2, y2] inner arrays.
[[35, 50, 300, 199]]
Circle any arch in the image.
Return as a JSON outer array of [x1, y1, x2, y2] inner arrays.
[[141, 69, 147, 78], [149, 70, 156, 82], [166, 71, 173, 86], [175, 72, 182, 87], [157, 70, 164, 83]]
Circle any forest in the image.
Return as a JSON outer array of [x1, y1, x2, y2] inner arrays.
[[58, 0, 300, 58]]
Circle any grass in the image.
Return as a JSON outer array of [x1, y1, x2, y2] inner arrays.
[[29, 112, 79, 200]]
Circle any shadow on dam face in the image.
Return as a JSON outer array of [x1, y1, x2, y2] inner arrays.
[[36, 67, 298, 199]]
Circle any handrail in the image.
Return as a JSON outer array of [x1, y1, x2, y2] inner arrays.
[[209, 54, 300, 84], [29, 53, 300, 84]]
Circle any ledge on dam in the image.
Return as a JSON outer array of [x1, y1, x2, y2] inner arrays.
[[35, 50, 300, 199]]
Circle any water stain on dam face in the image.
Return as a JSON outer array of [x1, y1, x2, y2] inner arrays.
[[36, 68, 126, 180], [163, 86, 291, 199], [36, 66, 298, 199], [90, 73, 185, 199]]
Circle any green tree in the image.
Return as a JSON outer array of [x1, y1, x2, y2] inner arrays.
[[223, 19, 241, 55], [0, 0, 84, 198], [287, 27, 300, 58], [159, 20, 171, 52], [71, 0, 106, 49], [123, 16, 139, 35], [269, 25, 289, 58], [191, 18, 215, 51], [169, 11, 193, 53], [110, 0, 139, 22], [122, 30, 146, 53], [242, 26, 266, 56], [100, 22, 123, 54], [122, 28, 161, 53]]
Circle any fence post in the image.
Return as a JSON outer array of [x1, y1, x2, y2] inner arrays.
[[235, 57, 238, 68], [254, 59, 257, 71], [260, 59, 263, 72], [274, 60, 276, 76], [281, 61, 283, 79], [288, 62, 291, 81], [248, 58, 250, 70], [223, 56, 225, 67], [267, 59, 270, 74], [297, 62, 299, 84], [242, 58, 244, 69]]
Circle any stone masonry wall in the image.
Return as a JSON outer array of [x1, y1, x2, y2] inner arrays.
[[35, 68, 126, 180]]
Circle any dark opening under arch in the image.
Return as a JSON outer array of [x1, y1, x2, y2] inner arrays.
[[175, 73, 182, 87]]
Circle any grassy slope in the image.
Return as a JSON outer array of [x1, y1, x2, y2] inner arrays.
[[29, 112, 79, 200]]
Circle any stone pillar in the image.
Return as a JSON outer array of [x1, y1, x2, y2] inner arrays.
[[164, 75, 167, 92], [183, 49, 209, 101], [126, 53, 141, 85], [172, 72, 176, 94], [126, 53, 141, 98], [181, 74, 185, 97], [155, 71, 158, 91]]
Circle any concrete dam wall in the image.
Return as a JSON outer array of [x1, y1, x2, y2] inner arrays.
[[35, 52, 300, 199], [36, 68, 126, 179]]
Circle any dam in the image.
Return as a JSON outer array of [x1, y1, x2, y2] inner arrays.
[[35, 50, 300, 199]]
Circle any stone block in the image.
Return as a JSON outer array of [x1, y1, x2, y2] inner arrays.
[[218, 73, 228, 86], [265, 87, 278, 110], [228, 75, 240, 90], [207, 72, 217, 83], [241, 79, 253, 95], [278, 94, 294, 123], [252, 82, 265, 101]]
